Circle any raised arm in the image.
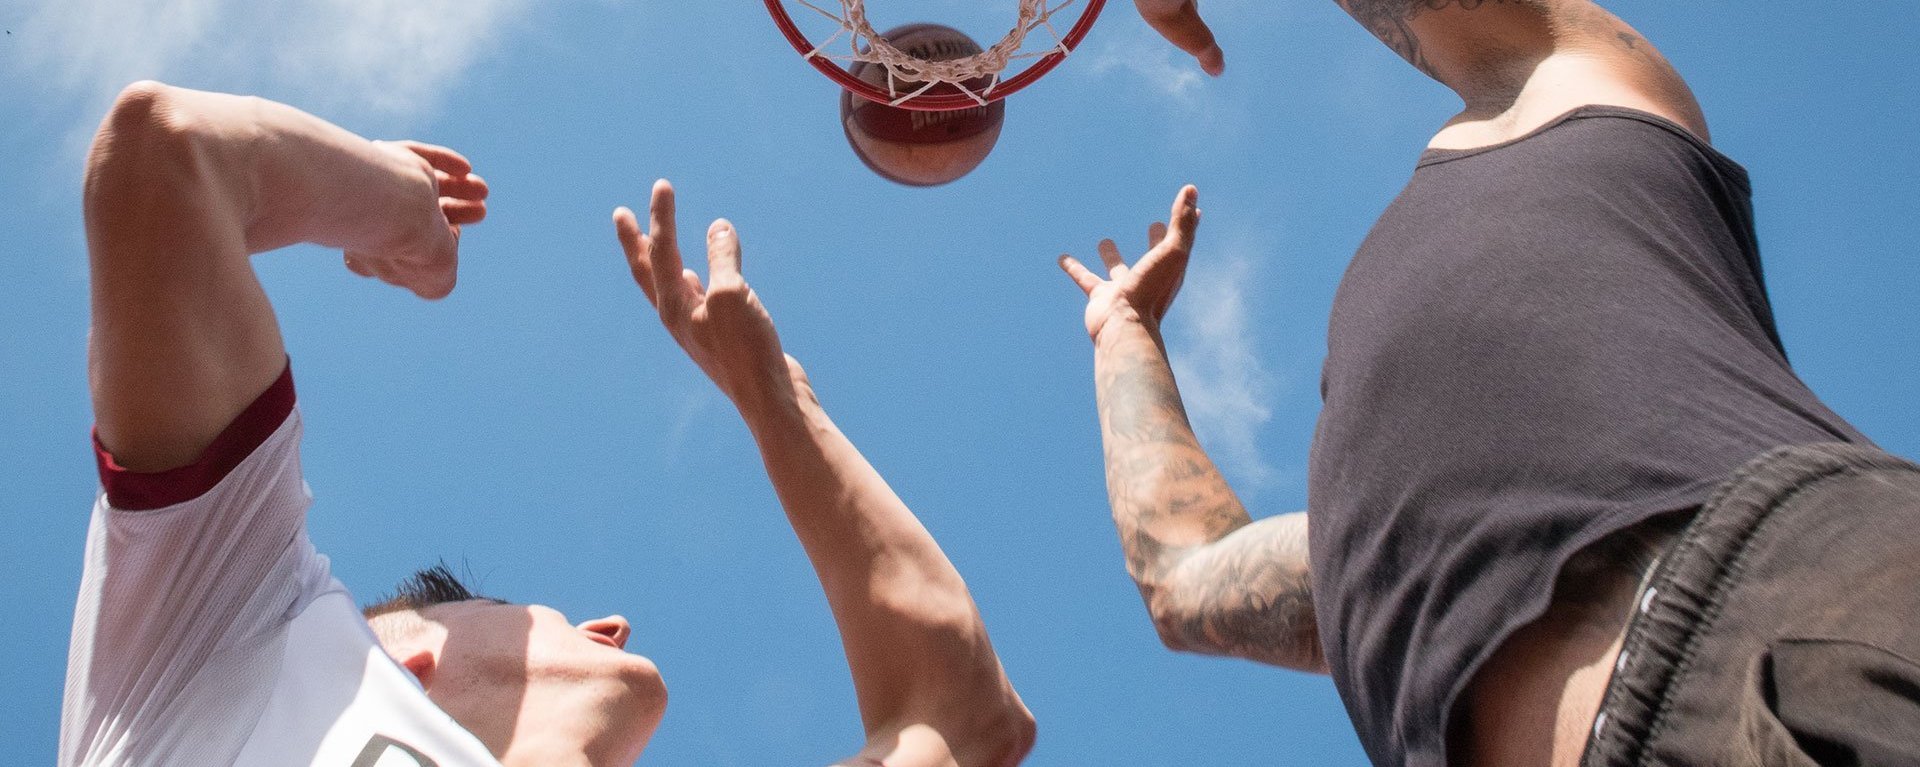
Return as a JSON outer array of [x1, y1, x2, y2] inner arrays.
[[614, 182, 1034, 767], [86, 81, 485, 471], [1058, 186, 1327, 674], [1332, 0, 1708, 143]]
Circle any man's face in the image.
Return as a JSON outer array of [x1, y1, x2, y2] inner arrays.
[[397, 600, 668, 766]]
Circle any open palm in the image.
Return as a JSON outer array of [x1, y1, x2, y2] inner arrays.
[[1058, 185, 1203, 341], [615, 180, 800, 415]]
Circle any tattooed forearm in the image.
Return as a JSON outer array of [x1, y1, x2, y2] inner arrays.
[[1101, 355, 1195, 447], [1092, 323, 1324, 672], [1095, 323, 1246, 579]]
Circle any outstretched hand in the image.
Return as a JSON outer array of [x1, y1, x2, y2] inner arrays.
[[1134, 0, 1224, 76], [1058, 185, 1203, 342], [341, 140, 488, 300], [615, 180, 802, 415]]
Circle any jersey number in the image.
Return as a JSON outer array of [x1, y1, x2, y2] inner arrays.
[[349, 734, 439, 767]]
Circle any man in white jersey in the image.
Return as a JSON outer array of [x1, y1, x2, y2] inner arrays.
[[65, 81, 1033, 767]]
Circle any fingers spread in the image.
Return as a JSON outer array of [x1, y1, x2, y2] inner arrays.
[[614, 206, 644, 258], [706, 219, 743, 288], [680, 269, 704, 302], [1148, 222, 1169, 249], [1167, 184, 1201, 251], [1058, 254, 1102, 295], [613, 206, 660, 306], [1097, 238, 1126, 270], [647, 180, 689, 311]]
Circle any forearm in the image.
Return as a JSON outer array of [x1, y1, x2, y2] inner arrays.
[[741, 386, 1032, 766], [1093, 317, 1252, 591], [1092, 318, 1325, 672]]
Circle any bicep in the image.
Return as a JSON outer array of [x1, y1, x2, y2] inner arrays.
[[1152, 512, 1328, 673], [86, 82, 289, 472]]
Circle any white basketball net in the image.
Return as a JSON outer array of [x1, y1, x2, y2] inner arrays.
[[793, 0, 1080, 106]]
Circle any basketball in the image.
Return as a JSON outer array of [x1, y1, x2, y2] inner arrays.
[[840, 24, 1007, 187]]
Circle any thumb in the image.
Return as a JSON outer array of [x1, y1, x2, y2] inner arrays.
[[410, 221, 460, 300], [1134, 0, 1225, 76]]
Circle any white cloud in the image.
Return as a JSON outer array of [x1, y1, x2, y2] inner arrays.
[[1080, 28, 1207, 104], [1167, 245, 1278, 491], [15, 0, 533, 125]]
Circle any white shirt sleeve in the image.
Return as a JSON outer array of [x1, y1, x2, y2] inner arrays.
[[61, 410, 334, 766]]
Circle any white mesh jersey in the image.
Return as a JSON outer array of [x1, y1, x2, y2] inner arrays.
[[61, 378, 501, 766]]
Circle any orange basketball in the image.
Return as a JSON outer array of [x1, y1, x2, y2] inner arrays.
[[840, 24, 1007, 187]]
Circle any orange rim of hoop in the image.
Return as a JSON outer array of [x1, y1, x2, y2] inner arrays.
[[765, 0, 1108, 112]]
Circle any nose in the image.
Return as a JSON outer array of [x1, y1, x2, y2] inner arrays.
[[576, 615, 631, 650]]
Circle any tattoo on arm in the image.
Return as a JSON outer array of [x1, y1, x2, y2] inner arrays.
[[1333, 0, 1525, 79], [1094, 327, 1324, 672], [1157, 514, 1324, 672]]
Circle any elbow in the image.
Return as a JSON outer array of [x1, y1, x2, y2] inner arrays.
[[90, 81, 190, 169], [85, 81, 222, 212], [1145, 598, 1209, 657], [105, 80, 177, 127], [1139, 580, 1211, 657], [1140, 576, 1332, 674], [84, 81, 244, 262]]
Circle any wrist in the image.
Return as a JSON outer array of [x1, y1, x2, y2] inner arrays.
[[243, 107, 421, 255], [733, 373, 815, 435], [1093, 311, 1163, 350]]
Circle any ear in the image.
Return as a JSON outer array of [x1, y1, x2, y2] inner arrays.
[[396, 648, 437, 689]]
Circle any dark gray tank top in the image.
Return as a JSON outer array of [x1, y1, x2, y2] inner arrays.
[[1307, 107, 1864, 766]]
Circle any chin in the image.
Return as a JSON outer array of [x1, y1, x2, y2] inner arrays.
[[598, 655, 668, 762]]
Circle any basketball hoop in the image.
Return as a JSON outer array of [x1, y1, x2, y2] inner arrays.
[[765, 0, 1108, 112]]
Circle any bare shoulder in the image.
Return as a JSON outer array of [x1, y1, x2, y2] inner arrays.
[[1443, 2, 1710, 148], [1340, 0, 1711, 149]]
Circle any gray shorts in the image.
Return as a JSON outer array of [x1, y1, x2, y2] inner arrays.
[[1583, 443, 1920, 766]]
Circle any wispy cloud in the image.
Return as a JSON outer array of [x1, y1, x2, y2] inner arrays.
[[14, 0, 532, 126], [1167, 244, 1278, 491], [1079, 25, 1207, 104]]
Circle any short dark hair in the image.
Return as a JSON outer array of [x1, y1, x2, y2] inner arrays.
[[362, 563, 492, 619]]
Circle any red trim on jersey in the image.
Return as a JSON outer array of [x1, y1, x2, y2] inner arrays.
[[93, 363, 297, 511]]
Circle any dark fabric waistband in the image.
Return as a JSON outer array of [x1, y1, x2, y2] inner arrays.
[[1584, 442, 1920, 764]]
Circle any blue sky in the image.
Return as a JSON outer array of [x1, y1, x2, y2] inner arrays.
[[2, 2, 1916, 764]]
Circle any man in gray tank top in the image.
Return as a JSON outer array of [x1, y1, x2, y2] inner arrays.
[[1063, 2, 1920, 765]]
